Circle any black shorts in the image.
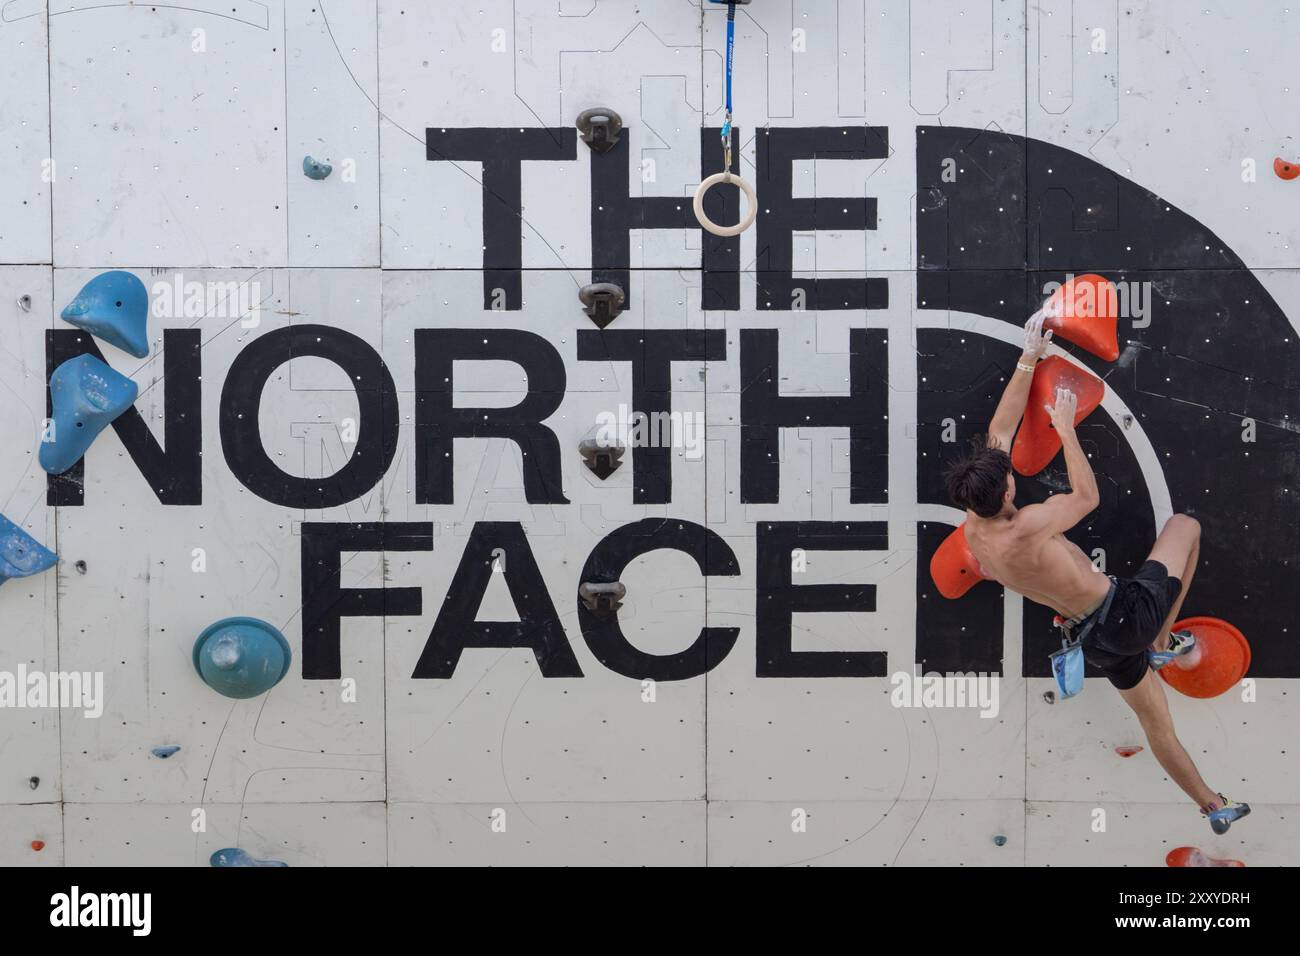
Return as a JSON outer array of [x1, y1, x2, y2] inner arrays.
[[1082, 560, 1183, 690]]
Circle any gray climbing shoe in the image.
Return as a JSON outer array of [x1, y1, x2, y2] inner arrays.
[[1149, 629, 1196, 670]]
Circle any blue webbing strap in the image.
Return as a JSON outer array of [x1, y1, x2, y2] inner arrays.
[[721, 3, 736, 158]]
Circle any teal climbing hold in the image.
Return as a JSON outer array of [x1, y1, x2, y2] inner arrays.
[[0, 513, 57, 586], [192, 617, 291, 699], [210, 848, 288, 867], [302, 155, 332, 180], [60, 271, 150, 358], [40, 354, 138, 476]]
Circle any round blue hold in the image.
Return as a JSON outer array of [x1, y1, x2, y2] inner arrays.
[[993, 834, 1008, 847], [192, 617, 291, 699]]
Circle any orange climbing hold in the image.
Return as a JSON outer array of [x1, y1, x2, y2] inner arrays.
[[1275, 157, 1300, 181], [1158, 616, 1251, 699], [1114, 745, 1144, 757], [1166, 846, 1245, 868], [1042, 274, 1120, 361], [930, 523, 992, 599], [1010, 356, 1106, 475]]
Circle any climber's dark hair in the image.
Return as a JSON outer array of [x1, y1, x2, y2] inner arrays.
[[944, 436, 1012, 518]]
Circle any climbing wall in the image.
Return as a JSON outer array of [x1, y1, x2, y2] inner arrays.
[[1, 0, 1297, 867]]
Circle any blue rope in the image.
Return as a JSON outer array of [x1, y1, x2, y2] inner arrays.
[[721, 3, 736, 147]]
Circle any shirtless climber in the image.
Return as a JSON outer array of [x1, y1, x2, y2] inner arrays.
[[943, 311, 1250, 835]]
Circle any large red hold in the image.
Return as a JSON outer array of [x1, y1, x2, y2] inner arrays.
[[1010, 356, 1106, 476], [1158, 616, 1251, 699], [1042, 273, 1121, 361], [930, 523, 992, 599], [1166, 847, 1245, 867]]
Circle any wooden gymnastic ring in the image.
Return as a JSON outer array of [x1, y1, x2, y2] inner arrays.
[[692, 171, 757, 237]]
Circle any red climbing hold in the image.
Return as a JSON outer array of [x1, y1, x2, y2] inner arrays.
[[1158, 616, 1251, 699], [1010, 356, 1106, 476], [930, 523, 991, 599], [31, 840, 45, 851], [1166, 846, 1245, 867], [1114, 745, 1144, 757], [1275, 157, 1300, 181], [1042, 274, 1120, 361]]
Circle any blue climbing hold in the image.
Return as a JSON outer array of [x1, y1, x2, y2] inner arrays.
[[40, 355, 138, 476], [210, 848, 288, 867], [0, 513, 57, 586], [60, 270, 150, 358], [302, 155, 332, 180], [193, 617, 291, 699], [151, 745, 181, 759], [993, 834, 1008, 847]]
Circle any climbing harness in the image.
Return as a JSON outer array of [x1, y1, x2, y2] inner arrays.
[[693, 1, 757, 237], [1048, 580, 1116, 700]]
